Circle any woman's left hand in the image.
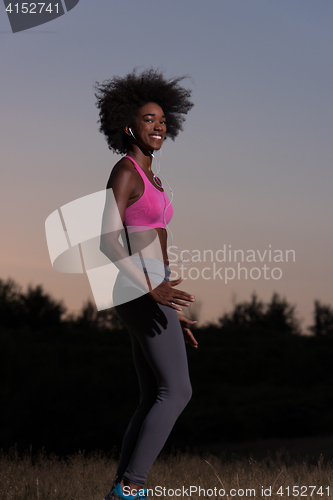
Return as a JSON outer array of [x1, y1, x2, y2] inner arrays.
[[177, 314, 198, 348]]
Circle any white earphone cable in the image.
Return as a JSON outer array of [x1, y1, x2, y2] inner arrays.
[[152, 149, 193, 266], [128, 128, 193, 265]]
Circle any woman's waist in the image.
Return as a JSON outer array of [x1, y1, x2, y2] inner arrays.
[[114, 257, 170, 297], [126, 256, 170, 279], [121, 229, 169, 268]]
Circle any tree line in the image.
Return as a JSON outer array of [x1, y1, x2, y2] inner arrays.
[[1, 277, 333, 335], [1, 277, 333, 456]]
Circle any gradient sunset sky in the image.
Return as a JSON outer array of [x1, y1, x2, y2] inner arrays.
[[1, 0, 333, 329]]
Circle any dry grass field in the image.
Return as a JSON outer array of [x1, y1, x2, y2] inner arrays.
[[0, 445, 332, 500]]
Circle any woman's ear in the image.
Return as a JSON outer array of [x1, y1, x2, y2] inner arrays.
[[124, 126, 131, 136]]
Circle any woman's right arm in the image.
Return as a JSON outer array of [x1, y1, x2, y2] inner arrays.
[[100, 163, 195, 310], [100, 163, 152, 294]]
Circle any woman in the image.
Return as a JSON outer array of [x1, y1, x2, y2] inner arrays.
[[95, 69, 197, 500]]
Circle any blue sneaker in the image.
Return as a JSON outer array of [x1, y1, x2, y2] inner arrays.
[[111, 483, 148, 500]]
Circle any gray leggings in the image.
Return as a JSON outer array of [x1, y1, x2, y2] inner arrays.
[[114, 268, 192, 487]]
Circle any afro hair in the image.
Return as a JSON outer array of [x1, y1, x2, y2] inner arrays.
[[94, 68, 194, 154]]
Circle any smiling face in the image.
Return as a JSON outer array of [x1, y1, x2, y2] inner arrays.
[[132, 102, 167, 152]]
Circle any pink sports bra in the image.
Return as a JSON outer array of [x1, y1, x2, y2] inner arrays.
[[123, 156, 173, 233]]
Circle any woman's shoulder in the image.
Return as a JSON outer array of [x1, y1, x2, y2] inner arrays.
[[112, 156, 137, 176], [106, 156, 138, 189]]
